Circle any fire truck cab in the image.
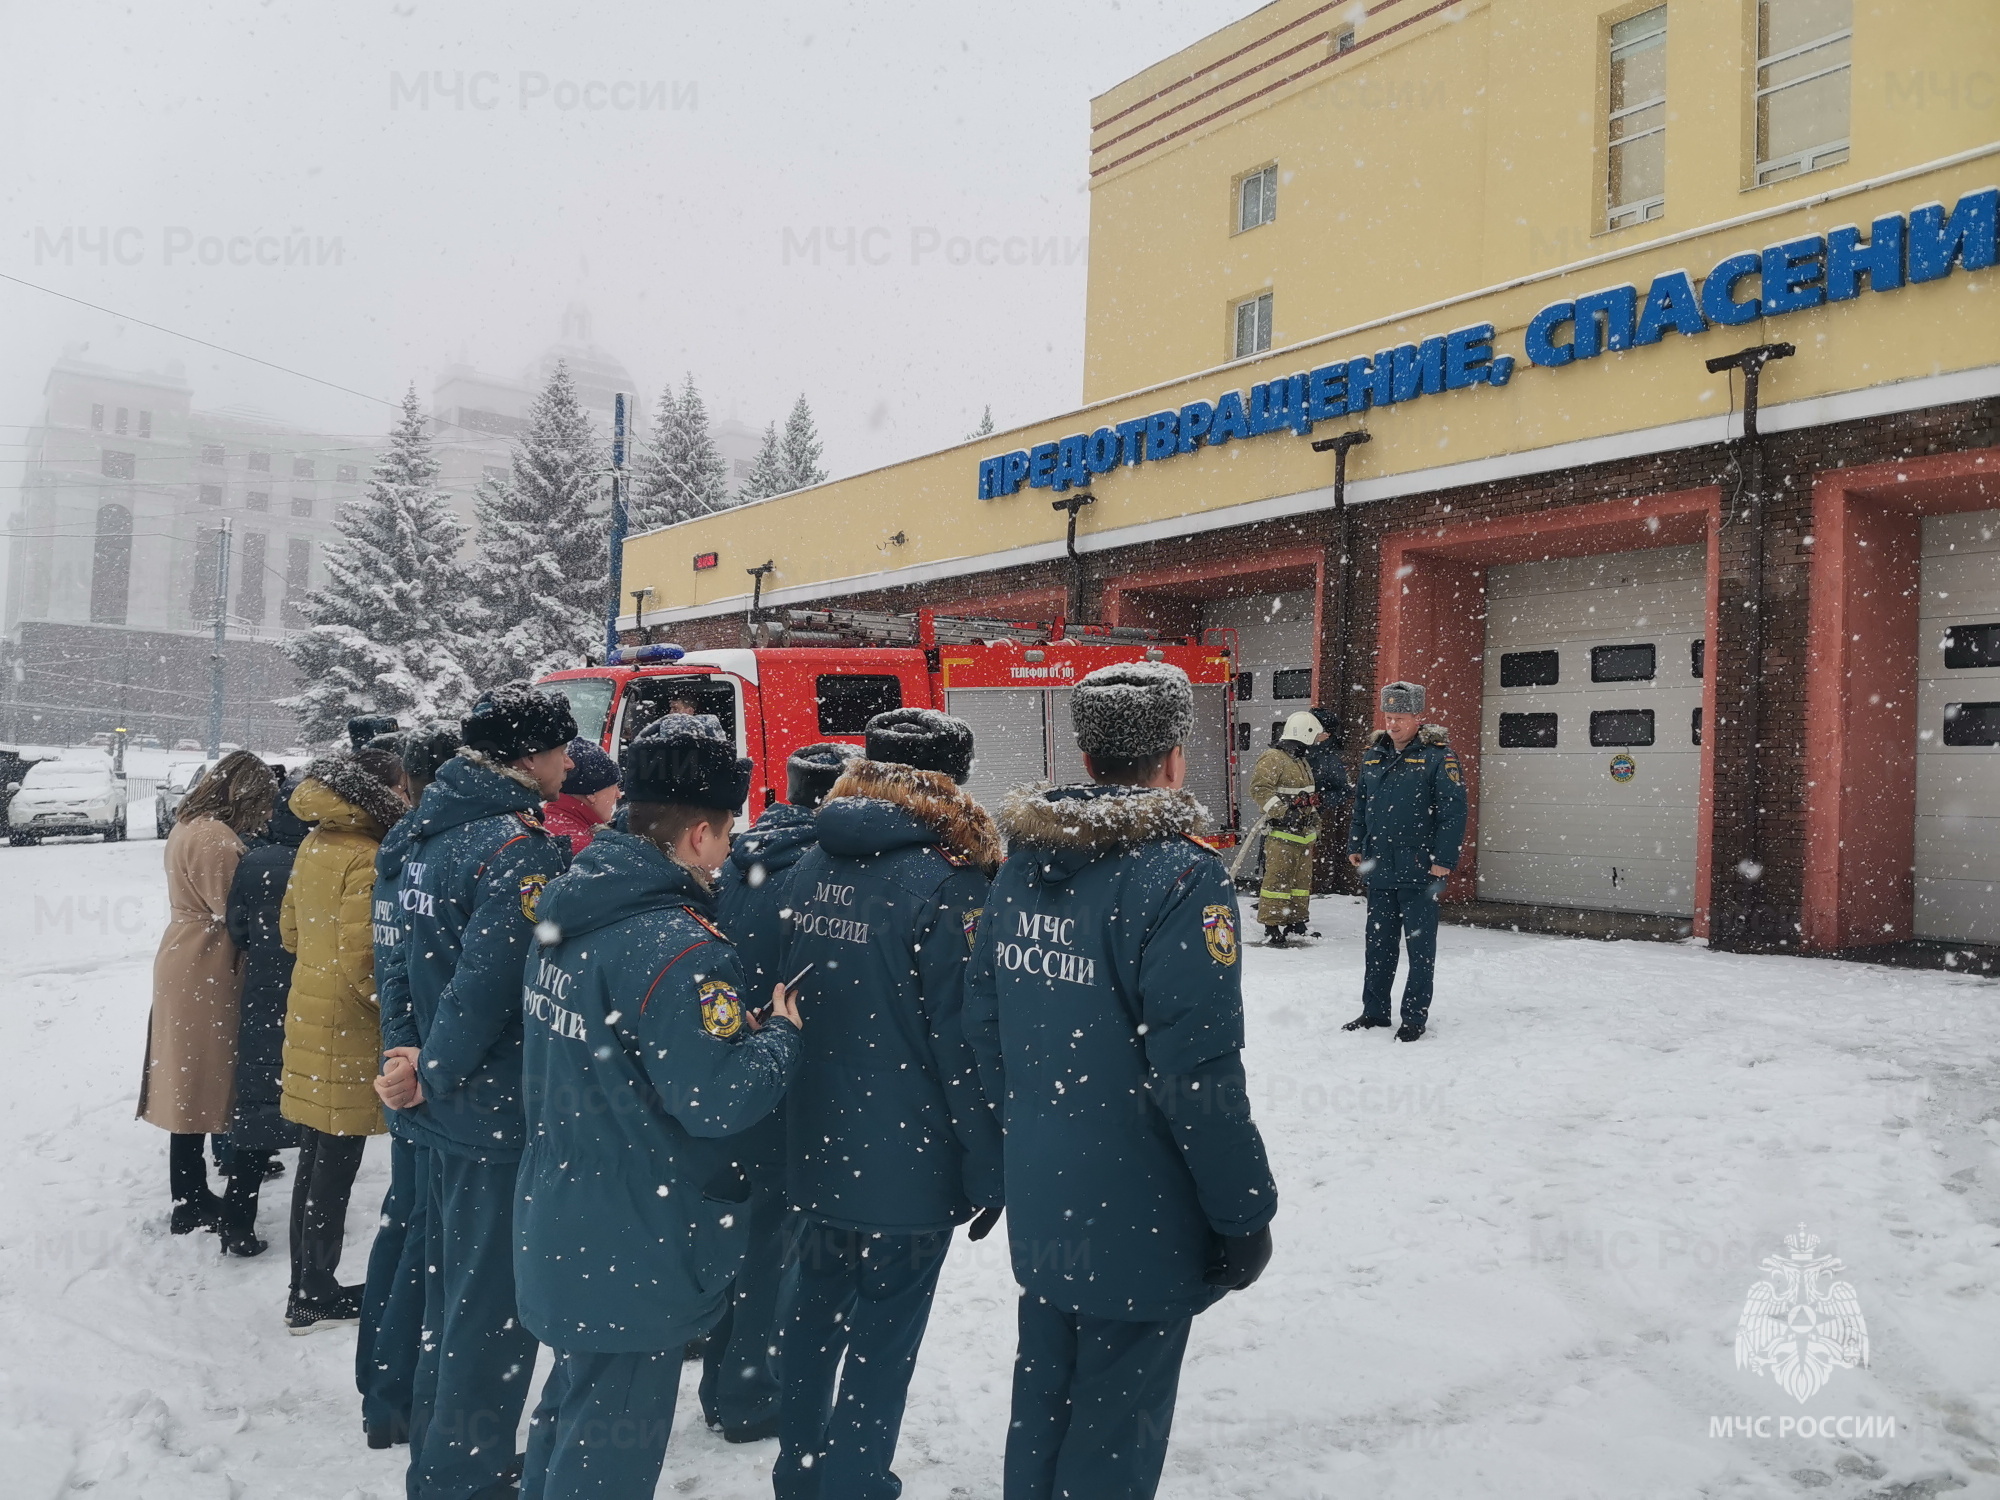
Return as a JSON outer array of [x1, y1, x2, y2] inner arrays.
[[538, 609, 1240, 831]]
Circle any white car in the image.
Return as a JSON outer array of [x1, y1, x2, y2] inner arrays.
[[155, 760, 211, 839], [8, 758, 127, 845]]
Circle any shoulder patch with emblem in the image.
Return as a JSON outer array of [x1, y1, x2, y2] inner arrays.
[[698, 978, 744, 1039], [519, 872, 548, 923], [514, 808, 546, 832], [681, 906, 730, 944], [935, 844, 970, 868], [1201, 904, 1239, 966], [1180, 831, 1224, 855], [1443, 755, 1462, 785], [962, 907, 983, 949]]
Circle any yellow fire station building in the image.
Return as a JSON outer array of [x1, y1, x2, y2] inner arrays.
[[623, 0, 2000, 962]]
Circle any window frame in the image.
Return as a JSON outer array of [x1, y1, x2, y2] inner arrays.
[[1234, 163, 1278, 235], [813, 673, 904, 735], [1232, 290, 1274, 360], [1752, 0, 1852, 187], [1604, 4, 1669, 231]]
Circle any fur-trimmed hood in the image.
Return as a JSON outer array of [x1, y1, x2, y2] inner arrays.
[[296, 750, 407, 836], [818, 758, 1003, 875], [455, 743, 544, 792], [1369, 723, 1451, 753], [999, 782, 1207, 857]]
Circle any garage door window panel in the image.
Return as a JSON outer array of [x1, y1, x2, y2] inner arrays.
[[1500, 650, 1560, 688], [1942, 623, 2000, 670], [1499, 712, 1559, 748], [1591, 709, 1657, 746], [1591, 644, 1657, 682], [1942, 702, 2000, 748]]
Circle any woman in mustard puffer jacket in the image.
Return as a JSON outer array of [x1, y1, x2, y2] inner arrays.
[[279, 745, 407, 1331]]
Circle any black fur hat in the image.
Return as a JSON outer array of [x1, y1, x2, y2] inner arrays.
[[627, 713, 751, 811], [398, 722, 463, 784], [347, 713, 401, 751], [786, 741, 861, 809], [864, 708, 975, 784], [460, 682, 577, 761], [1070, 661, 1193, 760]]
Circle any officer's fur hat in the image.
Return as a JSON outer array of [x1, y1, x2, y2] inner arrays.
[[1070, 661, 1194, 761], [398, 722, 463, 785], [1379, 680, 1427, 715], [461, 682, 577, 761], [347, 713, 401, 752], [864, 708, 975, 784], [786, 741, 861, 809], [626, 713, 751, 811]]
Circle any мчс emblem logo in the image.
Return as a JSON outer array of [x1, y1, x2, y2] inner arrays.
[[963, 907, 983, 949], [1201, 904, 1238, 965], [519, 873, 549, 923], [698, 978, 744, 1039], [1734, 1224, 1869, 1403]]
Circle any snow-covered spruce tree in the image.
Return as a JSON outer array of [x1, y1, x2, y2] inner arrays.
[[282, 387, 476, 743], [776, 394, 828, 492], [734, 420, 786, 503], [968, 405, 994, 440], [631, 373, 729, 529], [466, 360, 607, 682]]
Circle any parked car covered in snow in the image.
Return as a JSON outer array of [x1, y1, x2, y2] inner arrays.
[[8, 756, 127, 844], [154, 760, 211, 839], [1, 748, 54, 822]]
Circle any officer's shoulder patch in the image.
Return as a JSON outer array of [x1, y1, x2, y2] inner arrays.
[[681, 906, 730, 944], [934, 844, 970, 868], [697, 978, 744, 1039], [518, 872, 548, 923], [513, 808, 546, 832], [1201, 904, 1239, 966], [1180, 831, 1224, 856], [962, 907, 982, 949]]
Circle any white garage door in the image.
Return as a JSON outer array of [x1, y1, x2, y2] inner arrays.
[[1914, 510, 2000, 943], [1478, 544, 1705, 917], [1202, 592, 1316, 823]]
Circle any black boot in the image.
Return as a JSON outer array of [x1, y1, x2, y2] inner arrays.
[[1342, 1015, 1390, 1032], [1286, 922, 1320, 939], [219, 1151, 271, 1257], [1396, 1021, 1426, 1042], [365, 1413, 411, 1449], [1264, 926, 1288, 947], [169, 1132, 222, 1233]]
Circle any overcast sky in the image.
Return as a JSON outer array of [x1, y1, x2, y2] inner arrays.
[[2, 0, 1250, 478]]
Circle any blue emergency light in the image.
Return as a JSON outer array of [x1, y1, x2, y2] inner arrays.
[[608, 643, 687, 666]]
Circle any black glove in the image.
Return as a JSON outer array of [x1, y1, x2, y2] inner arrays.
[[1203, 1226, 1272, 1290], [967, 1206, 1002, 1241]]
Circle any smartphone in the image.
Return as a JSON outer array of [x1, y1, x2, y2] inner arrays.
[[754, 963, 815, 1023]]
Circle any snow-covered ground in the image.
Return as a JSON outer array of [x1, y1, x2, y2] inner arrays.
[[2, 831, 1996, 1499]]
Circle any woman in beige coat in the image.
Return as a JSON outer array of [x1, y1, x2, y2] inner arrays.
[[138, 750, 278, 1236]]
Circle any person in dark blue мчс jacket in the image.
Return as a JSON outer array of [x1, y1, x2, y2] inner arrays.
[[965, 661, 1278, 1500], [371, 684, 572, 1500], [703, 740, 857, 1444], [513, 713, 803, 1500], [774, 709, 1004, 1500], [1344, 679, 1469, 1043]]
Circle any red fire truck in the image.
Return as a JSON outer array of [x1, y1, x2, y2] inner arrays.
[[538, 608, 1241, 831]]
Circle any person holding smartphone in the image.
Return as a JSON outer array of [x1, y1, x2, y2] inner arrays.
[[513, 713, 804, 1499]]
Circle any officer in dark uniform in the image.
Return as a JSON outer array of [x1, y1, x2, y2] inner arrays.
[[702, 740, 857, 1443], [514, 714, 804, 1499], [370, 682, 572, 1500], [1344, 680, 1468, 1042], [966, 662, 1277, 1500], [774, 709, 1004, 1500]]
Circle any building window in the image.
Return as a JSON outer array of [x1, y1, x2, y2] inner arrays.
[[200, 443, 226, 465], [138, 410, 152, 439], [236, 531, 268, 627], [91, 403, 105, 431], [290, 495, 314, 518], [1333, 24, 1357, 54], [1236, 165, 1278, 233], [249, 451, 270, 472], [101, 450, 136, 480], [282, 537, 312, 628], [1271, 667, 1313, 700], [246, 491, 270, 512], [336, 463, 359, 483], [199, 484, 223, 507], [1233, 291, 1274, 359], [1606, 6, 1667, 229], [293, 457, 315, 479], [1755, 0, 1851, 185], [115, 406, 129, 435], [89, 504, 133, 626]]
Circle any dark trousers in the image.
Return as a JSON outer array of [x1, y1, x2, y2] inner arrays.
[[359, 1136, 430, 1442], [1004, 1296, 1193, 1500], [222, 1148, 273, 1241], [775, 1219, 949, 1500], [169, 1131, 227, 1205], [289, 1128, 368, 1302], [1361, 882, 1440, 1026], [697, 1174, 788, 1434], [407, 1149, 538, 1500], [519, 1349, 680, 1500]]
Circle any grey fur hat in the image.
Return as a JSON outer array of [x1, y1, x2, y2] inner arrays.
[[1070, 661, 1194, 760], [865, 708, 975, 784], [1380, 680, 1427, 715]]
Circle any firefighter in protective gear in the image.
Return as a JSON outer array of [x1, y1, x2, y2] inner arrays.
[[1249, 711, 1329, 944]]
